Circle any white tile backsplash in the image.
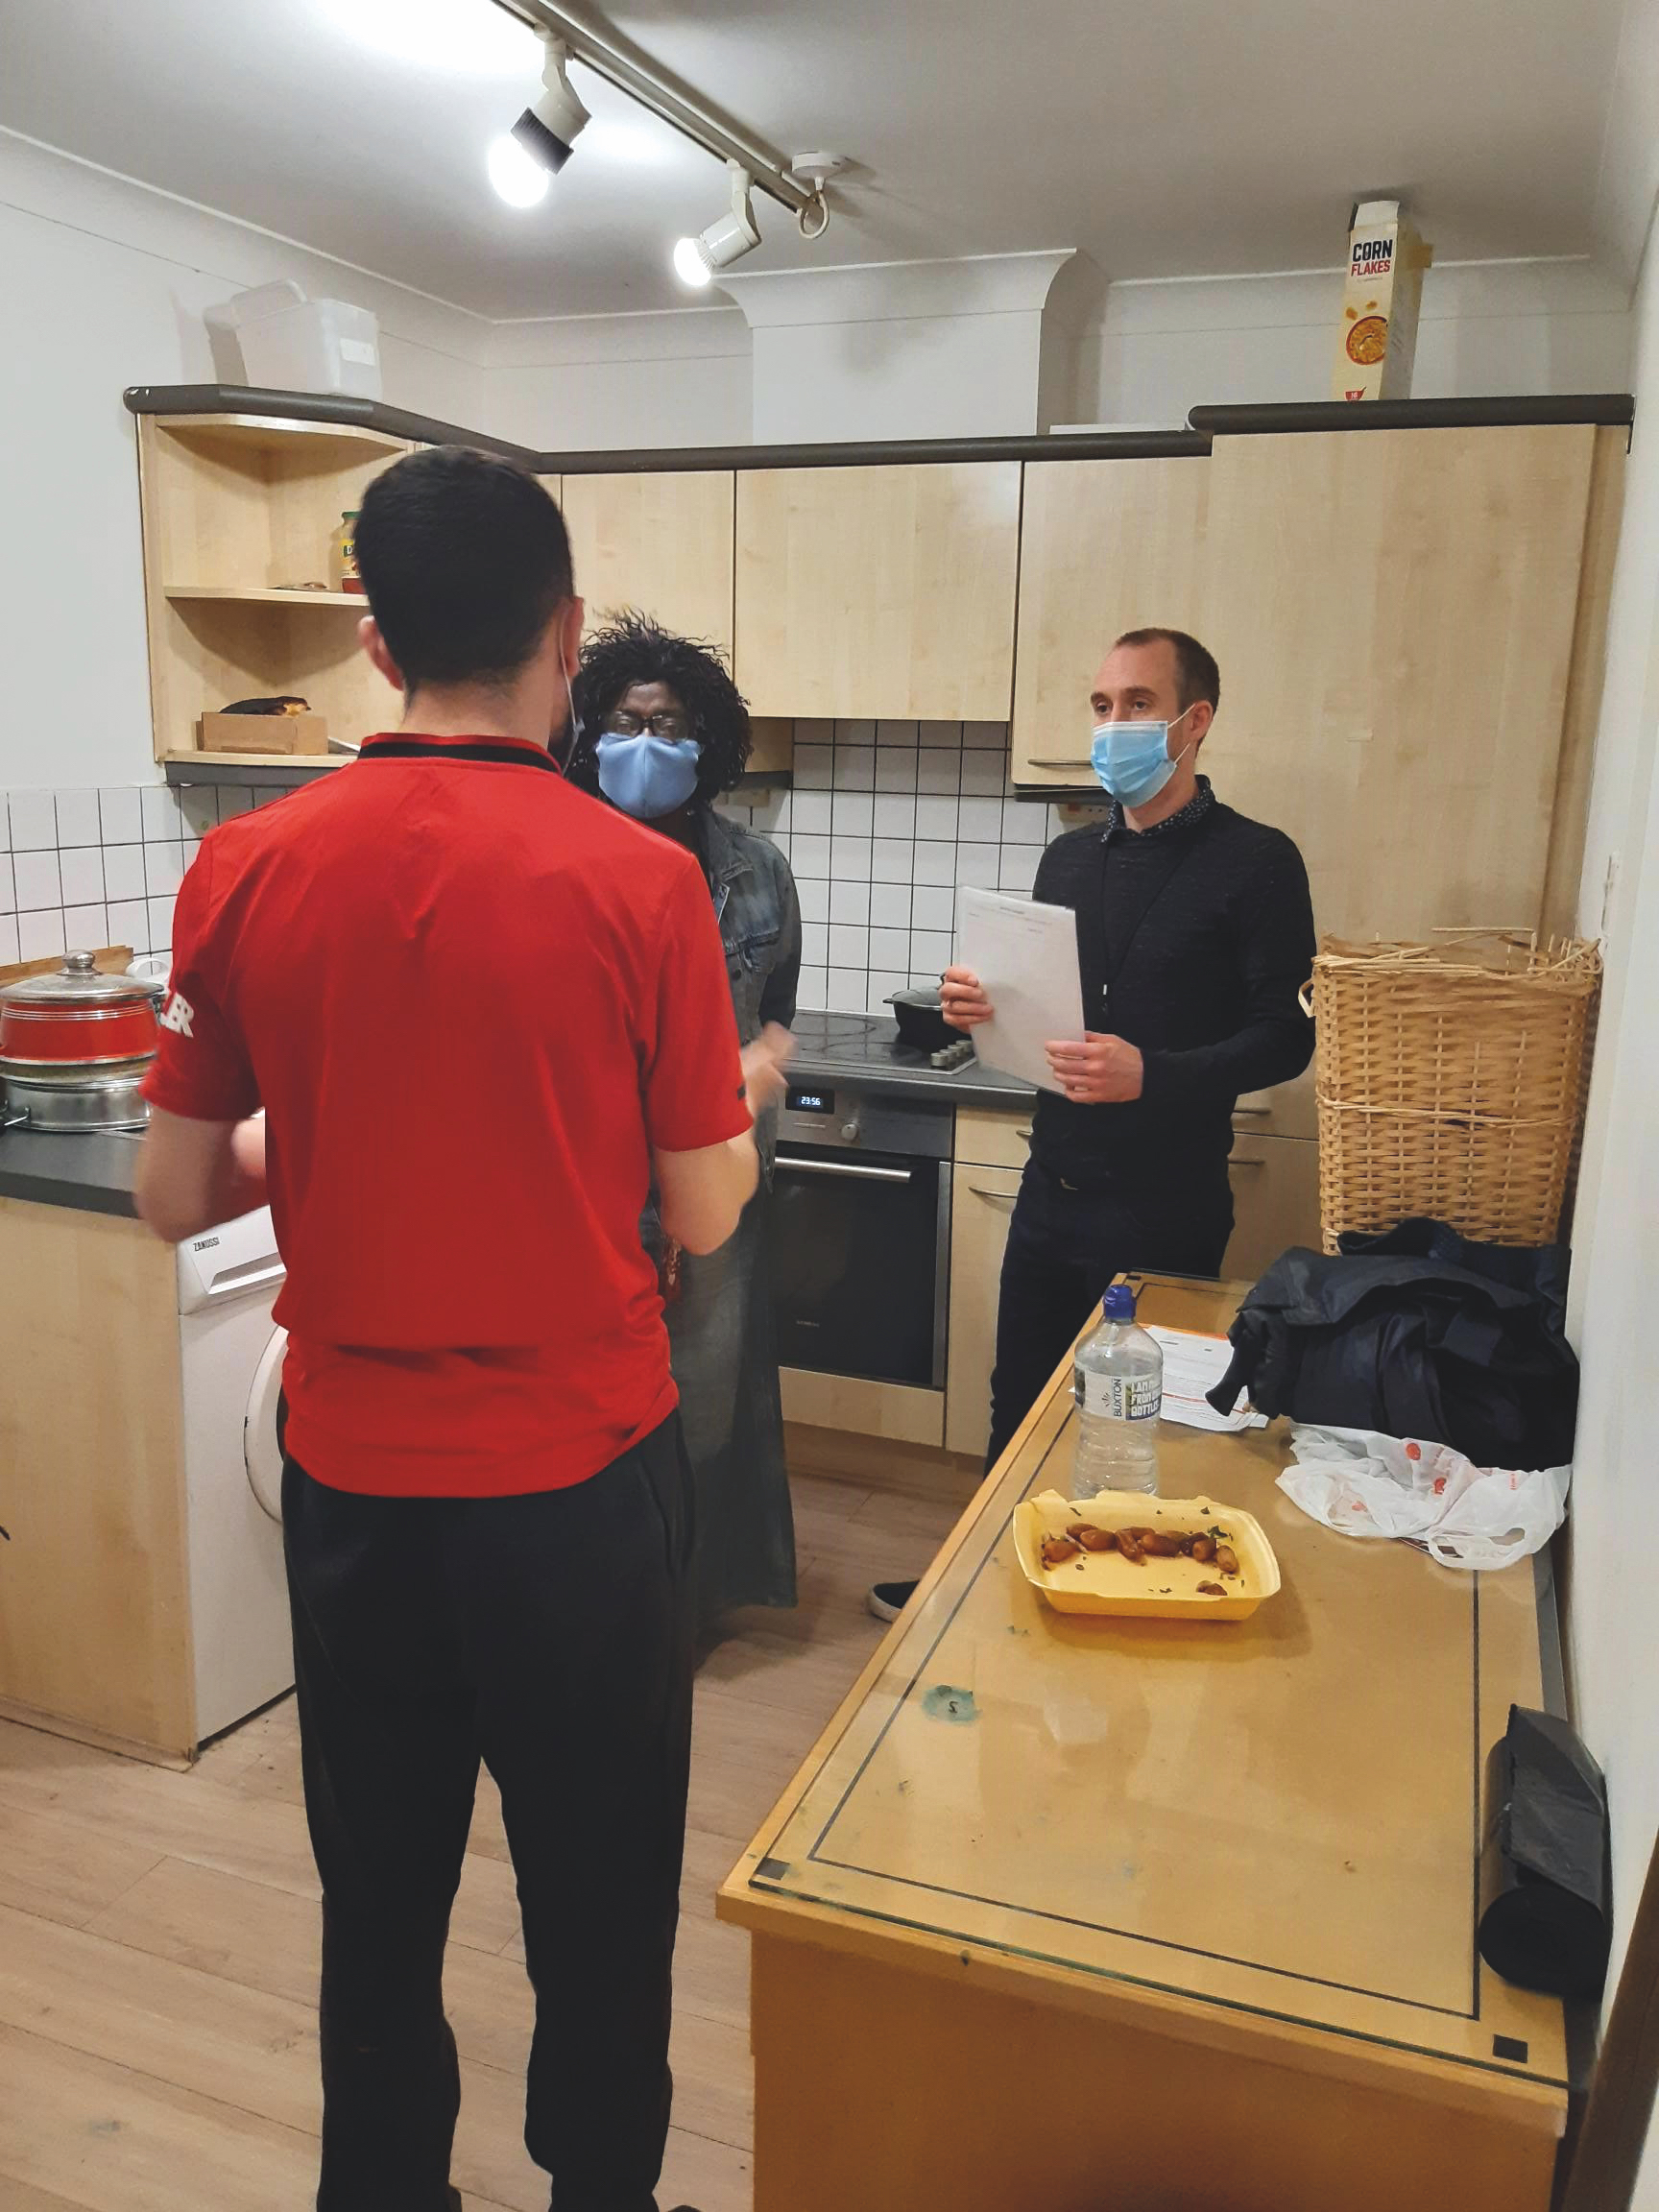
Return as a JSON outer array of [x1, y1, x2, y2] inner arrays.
[[830, 750, 876, 792], [144, 842, 186, 898], [17, 910, 66, 960], [56, 788, 103, 847], [102, 844, 148, 902], [0, 776, 312, 969], [830, 791, 875, 837], [720, 717, 1060, 1017], [58, 846, 106, 904], [98, 787, 143, 843], [140, 785, 180, 843], [9, 791, 57, 852], [829, 879, 870, 925], [12, 849, 61, 910]]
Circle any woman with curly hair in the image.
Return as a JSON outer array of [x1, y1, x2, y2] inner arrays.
[[571, 612, 802, 1634]]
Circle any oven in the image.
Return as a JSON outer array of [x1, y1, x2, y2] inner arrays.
[[766, 1078, 952, 1391]]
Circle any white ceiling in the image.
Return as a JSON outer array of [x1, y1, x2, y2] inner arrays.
[[0, 0, 1631, 321]]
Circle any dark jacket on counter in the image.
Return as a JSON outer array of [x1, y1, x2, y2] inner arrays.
[[1028, 779, 1317, 1199], [1206, 1219, 1579, 1470]]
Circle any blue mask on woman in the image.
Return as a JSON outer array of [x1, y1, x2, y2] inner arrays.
[[595, 732, 702, 820], [1090, 704, 1197, 807]]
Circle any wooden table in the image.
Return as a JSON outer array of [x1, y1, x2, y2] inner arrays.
[[718, 1276, 1569, 2211]]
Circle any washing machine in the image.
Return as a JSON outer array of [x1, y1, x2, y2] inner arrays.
[[177, 1204, 294, 1743]]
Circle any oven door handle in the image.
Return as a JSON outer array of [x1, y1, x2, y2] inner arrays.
[[778, 1156, 915, 1184]]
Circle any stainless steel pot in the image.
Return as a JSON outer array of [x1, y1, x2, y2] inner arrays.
[[0, 951, 158, 1133]]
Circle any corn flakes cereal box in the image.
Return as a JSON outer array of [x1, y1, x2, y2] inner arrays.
[[1334, 199, 1433, 401]]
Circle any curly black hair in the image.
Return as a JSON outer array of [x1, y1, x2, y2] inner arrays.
[[569, 612, 752, 806]]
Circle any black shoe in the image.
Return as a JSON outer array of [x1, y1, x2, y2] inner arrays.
[[867, 1578, 917, 1623]]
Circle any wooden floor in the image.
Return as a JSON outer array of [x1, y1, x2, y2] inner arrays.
[[0, 1443, 971, 2212]]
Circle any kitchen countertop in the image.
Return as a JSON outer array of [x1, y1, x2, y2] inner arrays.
[[720, 1273, 1569, 2212], [0, 1016, 1034, 1217], [0, 1124, 142, 1218], [787, 1013, 1036, 1112]]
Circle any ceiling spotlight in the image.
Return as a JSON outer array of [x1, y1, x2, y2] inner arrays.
[[672, 162, 760, 288], [488, 132, 551, 206], [511, 34, 589, 178]]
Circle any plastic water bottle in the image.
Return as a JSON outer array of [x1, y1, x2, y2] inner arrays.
[[1072, 1285, 1162, 1497]]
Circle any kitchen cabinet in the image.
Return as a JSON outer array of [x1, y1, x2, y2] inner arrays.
[[1199, 422, 1622, 942], [0, 1196, 192, 1759], [1011, 456, 1212, 786], [561, 469, 735, 661], [945, 1164, 1021, 1457], [947, 1108, 1034, 1458], [1223, 1130, 1321, 1283], [723, 1274, 1568, 2212], [136, 412, 407, 768], [734, 464, 1022, 719]]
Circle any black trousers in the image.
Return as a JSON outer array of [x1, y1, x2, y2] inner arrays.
[[985, 1161, 1235, 1468], [281, 1414, 696, 2212]]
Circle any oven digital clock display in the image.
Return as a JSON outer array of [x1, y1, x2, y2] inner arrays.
[[786, 1086, 835, 1116]]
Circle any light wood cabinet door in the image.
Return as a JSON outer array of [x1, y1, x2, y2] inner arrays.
[[1223, 1133, 1321, 1285], [735, 464, 1022, 719], [1200, 424, 1599, 942], [560, 471, 735, 660], [0, 1200, 192, 1757], [1011, 456, 1213, 786], [946, 1163, 1022, 1457]]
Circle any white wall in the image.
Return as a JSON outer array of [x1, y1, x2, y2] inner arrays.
[[721, 253, 1074, 444], [1070, 256, 1633, 427], [480, 306, 750, 452], [0, 131, 485, 793], [1563, 46, 1659, 2212]]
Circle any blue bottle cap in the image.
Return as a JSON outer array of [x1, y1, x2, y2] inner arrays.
[[1101, 1284, 1136, 1321]]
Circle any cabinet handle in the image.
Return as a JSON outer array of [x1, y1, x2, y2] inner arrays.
[[1016, 1126, 1033, 1141], [1233, 1103, 1270, 1118], [1022, 756, 1094, 770], [965, 1182, 1019, 1204], [1229, 1159, 1265, 1175]]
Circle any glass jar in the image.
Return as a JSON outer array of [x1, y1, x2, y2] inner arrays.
[[333, 510, 364, 595]]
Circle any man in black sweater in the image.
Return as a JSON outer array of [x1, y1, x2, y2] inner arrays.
[[868, 626, 1315, 1621]]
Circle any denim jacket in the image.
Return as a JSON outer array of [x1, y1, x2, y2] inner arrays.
[[703, 809, 801, 1044]]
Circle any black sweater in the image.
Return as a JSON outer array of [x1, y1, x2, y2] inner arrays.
[[1028, 789, 1316, 1197]]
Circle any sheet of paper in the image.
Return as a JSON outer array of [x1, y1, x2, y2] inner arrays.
[[954, 887, 1084, 1094], [1145, 1326, 1266, 1432]]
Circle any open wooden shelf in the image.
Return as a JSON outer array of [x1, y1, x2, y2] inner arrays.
[[156, 413, 406, 463], [163, 585, 365, 608], [161, 751, 347, 787]]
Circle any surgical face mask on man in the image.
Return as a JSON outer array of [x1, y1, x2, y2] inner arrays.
[[595, 729, 702, 820], [1090, 701, 1199, 808]]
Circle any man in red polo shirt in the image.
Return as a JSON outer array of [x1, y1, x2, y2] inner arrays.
[[136, 446, 772, 2212]]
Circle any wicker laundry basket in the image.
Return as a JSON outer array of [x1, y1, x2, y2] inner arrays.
[[1308, 932, 1602, 1251]]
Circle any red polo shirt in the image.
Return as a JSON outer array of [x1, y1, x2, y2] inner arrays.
[[144, 734, 750, 1497]]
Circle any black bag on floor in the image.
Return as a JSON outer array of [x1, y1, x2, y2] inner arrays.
[[1206, 1217, 1578, 1469]]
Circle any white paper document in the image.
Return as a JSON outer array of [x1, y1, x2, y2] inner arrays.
[[1146, 1326, 1266, 1433], [954, 887, 1084, 1094]]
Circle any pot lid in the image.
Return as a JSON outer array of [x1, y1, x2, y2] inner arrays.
[[0, 950, 157, 1007]]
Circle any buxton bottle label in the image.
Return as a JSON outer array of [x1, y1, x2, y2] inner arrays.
[[1082, 1371, 1162, 1421]]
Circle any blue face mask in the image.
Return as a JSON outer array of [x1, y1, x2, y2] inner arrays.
[[1090, 704, 1198, 807], [595, 731, 701, 820]]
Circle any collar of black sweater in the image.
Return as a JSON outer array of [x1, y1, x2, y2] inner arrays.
[[1103, 774, 1216, 844]]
